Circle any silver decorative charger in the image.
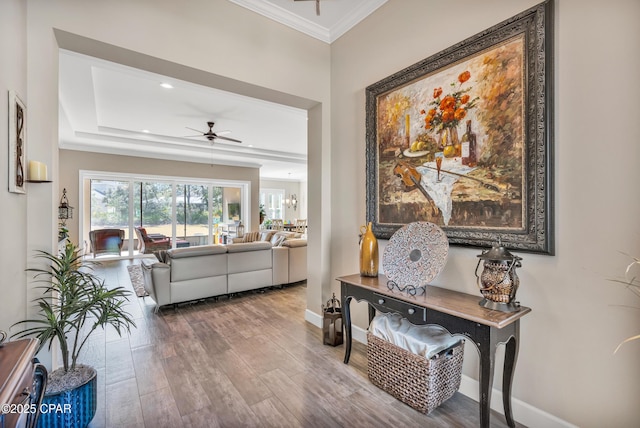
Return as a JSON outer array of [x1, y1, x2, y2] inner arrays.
[[382, 222, 449, 287]]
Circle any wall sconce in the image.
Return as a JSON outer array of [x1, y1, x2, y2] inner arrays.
[[286, 194, 298, 211], [58, 188, 74, 226]]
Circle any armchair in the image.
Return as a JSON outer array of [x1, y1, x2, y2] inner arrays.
[[135, 227, 171, 254], [89, 229, 125, 258]]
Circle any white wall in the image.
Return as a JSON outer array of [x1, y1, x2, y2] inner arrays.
[[330, 0, 640, 426], [0, 0, 28, 336]]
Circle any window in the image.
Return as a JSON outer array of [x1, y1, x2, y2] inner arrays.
[[84, 172, 249, 257], [260, 188, 284, 220], [90, 180, 131, 239]]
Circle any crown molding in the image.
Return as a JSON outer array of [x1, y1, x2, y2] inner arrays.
[[228, 0, 387, 44]]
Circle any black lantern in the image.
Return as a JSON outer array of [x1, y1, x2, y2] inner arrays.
[[322, 293, 343, 346], [58, 188, 74, 226], [475, 241, 522, 312]]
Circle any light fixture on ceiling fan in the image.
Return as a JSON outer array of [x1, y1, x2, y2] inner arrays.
[[294, 0, 320, 16], [184, 121, 242, 143]]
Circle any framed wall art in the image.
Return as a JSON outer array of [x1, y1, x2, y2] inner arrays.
[[365, 0, 554, 254], [8, 90, 26, 194]]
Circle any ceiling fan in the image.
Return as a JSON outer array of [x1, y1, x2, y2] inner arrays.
[[294, 0, 321, 16], [185, 121, 242, 143]]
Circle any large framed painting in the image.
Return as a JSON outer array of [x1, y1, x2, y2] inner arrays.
[[8, 90, 26, 194], [365, 0, 554, 254]]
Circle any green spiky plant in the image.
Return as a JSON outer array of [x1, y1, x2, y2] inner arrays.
[[612, 255, 640, 353], [12, 241, 136, 373]]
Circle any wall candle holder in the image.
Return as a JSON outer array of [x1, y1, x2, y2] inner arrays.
[[26, 160, 52, 183]]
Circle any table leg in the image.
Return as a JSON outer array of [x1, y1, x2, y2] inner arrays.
[[343, 295, 353, 364], [502, 333, 519, 427], [478, 337, 496, 428]]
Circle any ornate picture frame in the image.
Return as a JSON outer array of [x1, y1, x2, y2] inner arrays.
[[365, 0, 553, 254], [8, 90, 26, 194]]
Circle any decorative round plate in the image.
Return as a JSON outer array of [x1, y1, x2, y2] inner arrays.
[[382, 222, 449, 286]]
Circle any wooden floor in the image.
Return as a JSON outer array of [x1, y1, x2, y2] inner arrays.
[[81, 259, 525, 428]]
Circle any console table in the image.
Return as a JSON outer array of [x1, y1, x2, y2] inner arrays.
[[338, 274, 531, 428]]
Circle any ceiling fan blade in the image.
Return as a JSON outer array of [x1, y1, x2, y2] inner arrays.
[[183, 134, 205, 138], [215, 135, 242, 143], [185, 126, 205, 133]]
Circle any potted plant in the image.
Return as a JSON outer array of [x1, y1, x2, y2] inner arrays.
[[12, 241, 136, 428], [259, 204, 267, 225]]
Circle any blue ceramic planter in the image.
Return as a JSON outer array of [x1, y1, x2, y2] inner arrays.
[[38, 368, 97, 428]]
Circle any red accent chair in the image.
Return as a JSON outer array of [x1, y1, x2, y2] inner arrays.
[[89, 229, 125, 258], [134, 227, 171, 254]]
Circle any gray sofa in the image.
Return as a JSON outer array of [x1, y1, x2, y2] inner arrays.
[[140, 238, 307, 310]]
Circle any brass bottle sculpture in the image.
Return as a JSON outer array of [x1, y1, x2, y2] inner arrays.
[[360, 222, 379, 277]]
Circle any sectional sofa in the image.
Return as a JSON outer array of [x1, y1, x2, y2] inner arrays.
[[140, 232, 306, 311]]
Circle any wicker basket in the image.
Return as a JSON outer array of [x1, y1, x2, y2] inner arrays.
[[367, 332, 464, 414]]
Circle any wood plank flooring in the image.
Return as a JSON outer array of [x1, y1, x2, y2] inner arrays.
[[80, 259, 525, 427]]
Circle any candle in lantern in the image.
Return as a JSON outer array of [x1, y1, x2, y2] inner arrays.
[[28, 160, 47, 181]]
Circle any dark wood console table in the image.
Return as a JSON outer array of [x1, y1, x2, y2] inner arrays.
[[338, 274, 531, 428], [0, 339, 47, 428]]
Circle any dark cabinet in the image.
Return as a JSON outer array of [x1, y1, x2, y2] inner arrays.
[[0, 339, 47, 428]]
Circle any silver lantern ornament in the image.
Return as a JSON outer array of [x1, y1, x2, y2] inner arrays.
[[475, 241, 523, 312]]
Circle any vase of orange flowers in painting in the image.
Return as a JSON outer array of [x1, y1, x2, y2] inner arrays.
[[421, 71, 479, 158]]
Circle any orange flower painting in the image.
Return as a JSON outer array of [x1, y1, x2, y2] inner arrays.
[[373, 36, 526, 230]]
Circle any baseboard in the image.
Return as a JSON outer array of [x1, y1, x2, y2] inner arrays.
[[458, 375, 577, 428], [304, 310, 369, 344], [305, 309, 323, 328]]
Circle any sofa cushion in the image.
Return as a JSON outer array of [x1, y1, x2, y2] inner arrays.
[[282, 238, 307, 248], [168, 245, 227, 259], [226, 241, 273, 253]]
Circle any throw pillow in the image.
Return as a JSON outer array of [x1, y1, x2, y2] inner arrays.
[[260, 231, 276, 242], [271, 235, 286, 247], [154, 250, 169, 263], [242, 231, 260, 243]]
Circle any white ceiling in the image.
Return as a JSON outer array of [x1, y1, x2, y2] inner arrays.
[[59, 50, 309, 181], [58, 0, 387, 181]]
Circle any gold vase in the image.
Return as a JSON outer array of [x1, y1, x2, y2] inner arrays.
[[359, 222, 379, 277]]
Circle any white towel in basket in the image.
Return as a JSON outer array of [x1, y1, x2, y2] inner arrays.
[[369, 312, 462, 359]]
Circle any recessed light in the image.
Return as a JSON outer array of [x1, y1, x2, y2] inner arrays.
[[248, 144, 253, 148], [142, 129, 150, 133], [160, 82, 173, 89]]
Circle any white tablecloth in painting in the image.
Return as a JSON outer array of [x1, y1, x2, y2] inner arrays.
[[415, 158, 476, 225]]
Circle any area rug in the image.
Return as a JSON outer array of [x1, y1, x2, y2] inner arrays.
[[127, 264, 148, 297]]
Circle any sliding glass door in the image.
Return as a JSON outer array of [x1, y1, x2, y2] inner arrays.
[[85, 173, 249, 257], [90, 179, 131, 241]]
